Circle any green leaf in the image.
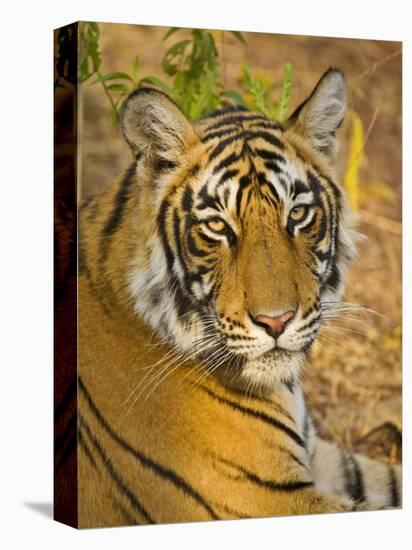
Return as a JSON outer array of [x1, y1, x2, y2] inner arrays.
[[132, 56, 140, 82], [242, 64, 269, 115], [91, 71, 133, 84], [162, 40, 190, 75], [78, 21, 101, 82], [223, 90, 248, 108], [274, 63, 293, 121], [89, 22, 99, 33], [163, 27, 181, 41], [106, 83, 131, 93], [139, 76, 175, 96], [242, 64, 253, 87], [230, 31, 246, 44]]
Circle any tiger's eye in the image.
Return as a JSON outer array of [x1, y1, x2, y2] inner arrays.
[[289, 205, 308, 223], [205, 218, 226, 233]]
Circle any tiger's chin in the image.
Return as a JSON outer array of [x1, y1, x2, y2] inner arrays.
[[237, 349, 306, 392]]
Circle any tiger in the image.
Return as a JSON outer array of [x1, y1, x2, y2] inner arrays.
[[56, 67, 402, 528]]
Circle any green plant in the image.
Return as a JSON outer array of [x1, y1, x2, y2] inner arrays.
[[141, 28, 246, 120], [241, 62, 293, 121], [91, 56, 141, 125], [55, 23, 294, 125]]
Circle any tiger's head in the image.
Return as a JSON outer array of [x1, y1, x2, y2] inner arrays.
[[122, 68, 357, 390]]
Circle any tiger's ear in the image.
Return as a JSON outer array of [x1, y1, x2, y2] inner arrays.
[[121, 88, 198, 161], [286, 68, 348, 159]]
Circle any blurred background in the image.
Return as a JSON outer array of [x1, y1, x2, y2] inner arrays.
[[78, 23, 402, 463]]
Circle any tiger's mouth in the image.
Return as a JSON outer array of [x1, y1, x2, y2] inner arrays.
[[261, 346, 296, 359], [203, 344, 306, 390], [198, 339, 302, 369], [181, 319, 310, 389]]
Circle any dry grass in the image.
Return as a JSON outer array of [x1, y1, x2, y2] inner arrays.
[[79, 24, 402, 465]]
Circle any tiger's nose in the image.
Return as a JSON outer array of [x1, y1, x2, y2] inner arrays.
[[251, 310, 296, 339]]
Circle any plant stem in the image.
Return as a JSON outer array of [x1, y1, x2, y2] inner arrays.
[[221, 31, 226, 87], [97, 71, 118, 117]]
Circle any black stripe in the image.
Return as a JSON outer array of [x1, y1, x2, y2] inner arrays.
[[80, 264, 113, 317], [348, 454, 365, 504], [265, 443, 309, 471], [187, 163, 201, 179], [80, 416, 155, 524], [388, 465, 400, 507], [101, 164, 135, 239], [245, 131, 284, 150], [196, 180, 221, 211], [284, 379, 296, 393], [212, 151, 242, 174], [78, 428, 98, 470], [99, 164, 135, 268], [264, 161, 283, 174], [169, 274, 193, 321], [324, 262, 341, 292], [154, 159, 177, 172], [217, 168, 239, 187], [173, 207, 187, 273], [300, 211, 320, 235], [292, 178, 310, 199], [208, 134, 242, 161], [340, 450, 351, 495], [236, 173, 253, 216], [203, 113, 268, 133], [80, 196, 99, 222], [340, 450, 365, 504], [187, 233, 208, 257], [296, 316, 320, 336], [202, 127, 240, 143], [301, 304, 315, 320], [262, 177, 280, 204], [312, 163, 342, 206], [248, 120, 283, 132], [222, 385, 294, 422], [200, 105, 248, 120], [254, 148, 286, 162], [182, 186, 193, 212], [112, 497, 139, 525], [157, 199, 175, 270], [289, 452, 309, 470], [79, 378, 218, 519], [197, 231, 220, 246], [217, 457, 313, 492], [198, 384, 305, 448], [213, 503, 252, 519]]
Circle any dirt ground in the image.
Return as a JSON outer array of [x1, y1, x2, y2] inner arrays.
[[79, 23, 402, 464]]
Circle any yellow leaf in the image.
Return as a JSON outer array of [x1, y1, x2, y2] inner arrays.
[[353, 86, 366, 100], [258, 73, 273, 89], [344, 110, 364, 212]]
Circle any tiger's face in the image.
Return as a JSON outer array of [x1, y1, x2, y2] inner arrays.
[[123, 69, 356, 390]]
